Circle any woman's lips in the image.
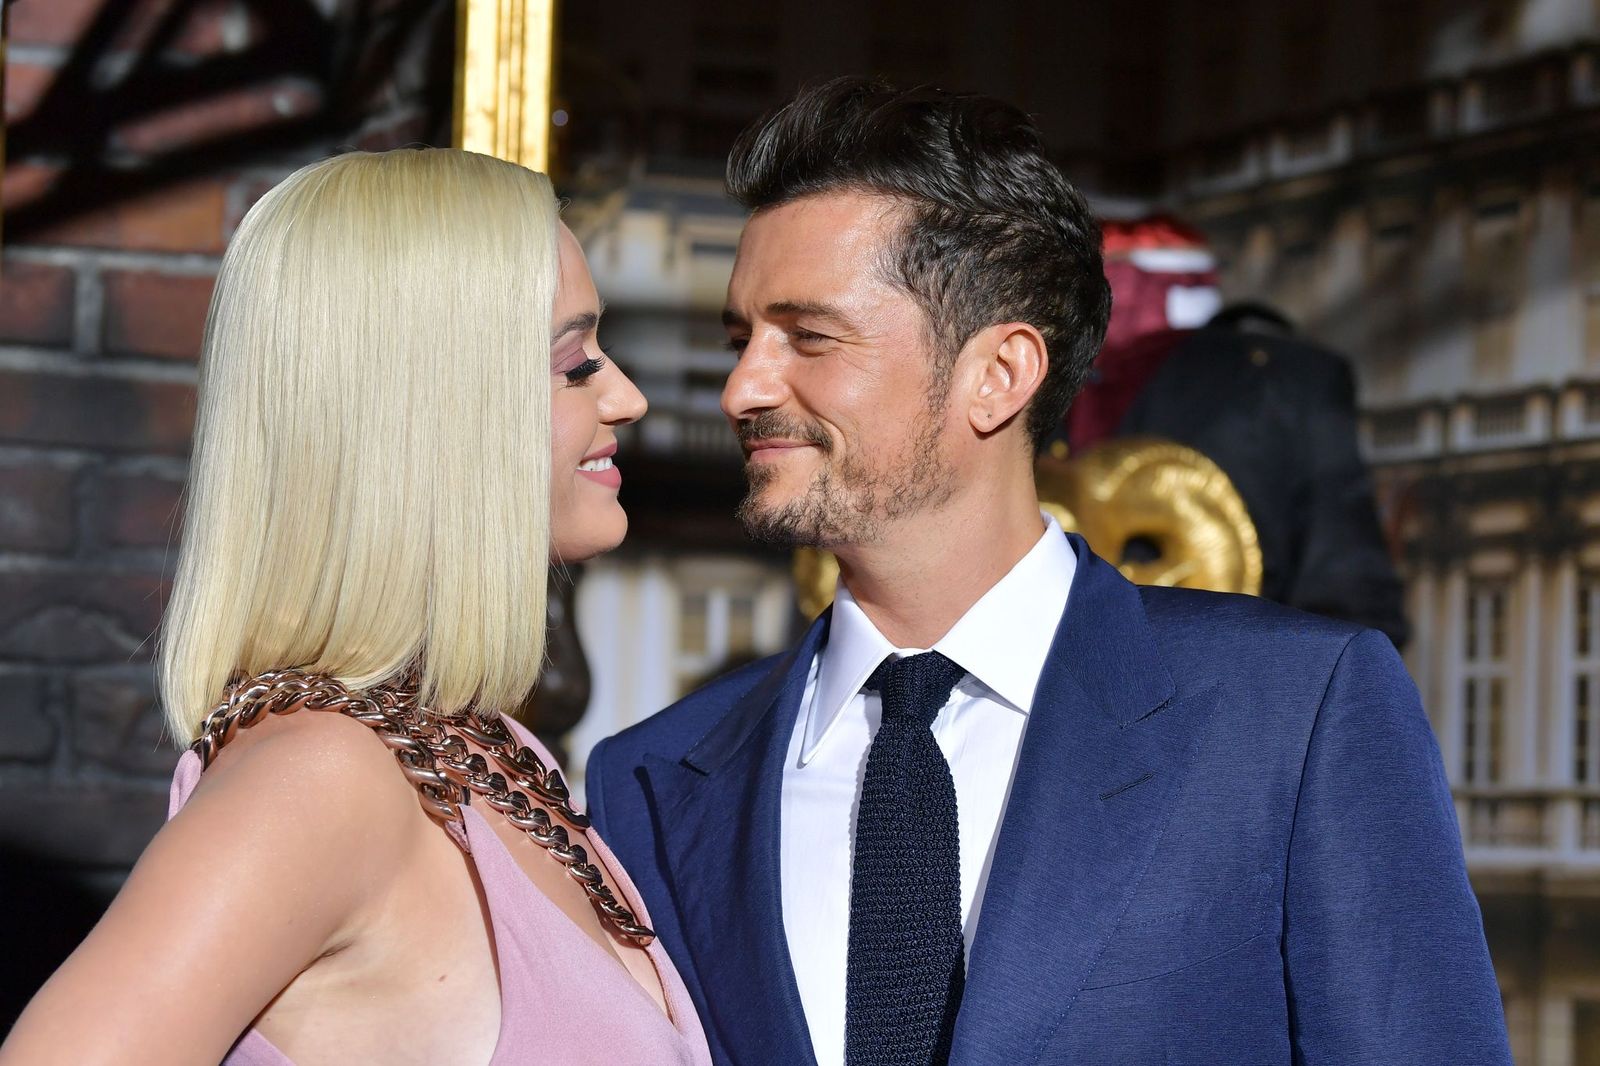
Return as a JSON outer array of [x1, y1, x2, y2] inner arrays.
[[578, 464, 622, 488], [578, 447, 621, 488]]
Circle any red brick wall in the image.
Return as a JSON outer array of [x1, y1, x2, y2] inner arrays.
[[0, 0, 454, 1012]]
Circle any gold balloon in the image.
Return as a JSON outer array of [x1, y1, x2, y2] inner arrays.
[[1036, 437, 1262, 595], [792, 437, 1262, 619], [792, 543, 841, 622]]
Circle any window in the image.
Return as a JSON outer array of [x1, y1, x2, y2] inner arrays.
[[680, 591, 709, 658], [1575, 576, 1600, 784], [1462, 581, 1511, 784], [1468, 194, 1526, 384], [1584, 800, 1600, 851], [1367, 199, 1422, 398], [1582, 187, 1600, 366], [727, 594, 756, 657], [672, 574, 784, 696]]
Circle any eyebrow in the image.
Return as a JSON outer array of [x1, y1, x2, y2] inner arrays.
[[552, 300, 606, 342], [720, 300, 854, 331]]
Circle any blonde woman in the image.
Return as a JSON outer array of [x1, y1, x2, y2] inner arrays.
[[2, 149, 712, 1066]]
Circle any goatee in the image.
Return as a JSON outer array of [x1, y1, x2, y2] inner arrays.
[[734, 409, 954, 548]]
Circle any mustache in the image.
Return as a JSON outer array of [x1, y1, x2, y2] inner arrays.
[[735, 411, 832, 453]]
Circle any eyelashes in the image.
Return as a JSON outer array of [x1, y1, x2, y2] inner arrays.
[[562, 356, 606, 384]]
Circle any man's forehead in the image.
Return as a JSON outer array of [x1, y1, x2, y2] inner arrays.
[[728, 192, 902, 311]]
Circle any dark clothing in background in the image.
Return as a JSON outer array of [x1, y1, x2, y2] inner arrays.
[[1117, 325, 1410, 648]]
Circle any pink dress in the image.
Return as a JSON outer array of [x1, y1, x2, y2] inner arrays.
[[167, 716, 711, 1066]]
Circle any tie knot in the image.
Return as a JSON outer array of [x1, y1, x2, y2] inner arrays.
[[866, 651, 967, 728]]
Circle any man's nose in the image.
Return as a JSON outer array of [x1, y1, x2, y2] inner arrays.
[[722, 336, 790, 421]]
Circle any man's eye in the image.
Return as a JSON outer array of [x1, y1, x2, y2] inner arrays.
[[725, 337, 749, 354], [791, 329, 828, 344]]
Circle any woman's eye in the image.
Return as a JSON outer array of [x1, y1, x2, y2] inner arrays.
[[563, 357, 605, 384]]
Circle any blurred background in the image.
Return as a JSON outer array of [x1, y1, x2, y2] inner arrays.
[[3, 0, 1600, 1060]]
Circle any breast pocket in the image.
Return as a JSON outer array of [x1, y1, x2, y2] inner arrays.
[[1083, 870, 1280, 990]]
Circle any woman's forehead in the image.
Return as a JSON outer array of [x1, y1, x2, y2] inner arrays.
[[555, 224, 598, 310]]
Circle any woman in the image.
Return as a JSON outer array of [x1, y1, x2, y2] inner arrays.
[[2, 148, 711, 1065]]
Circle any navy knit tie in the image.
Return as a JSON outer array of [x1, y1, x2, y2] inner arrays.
[[845, 651, 968, 1066]]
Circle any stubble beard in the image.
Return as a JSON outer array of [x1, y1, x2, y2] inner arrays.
[[735, 407, 955, 549]]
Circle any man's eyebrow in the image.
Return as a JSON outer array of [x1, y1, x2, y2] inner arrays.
[[721, 308, 749, 330], [552, 301, 605, 342], [765, 300, 854, 329]]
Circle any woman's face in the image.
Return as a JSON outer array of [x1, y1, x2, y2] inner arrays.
[[549, 223, 647, 562]]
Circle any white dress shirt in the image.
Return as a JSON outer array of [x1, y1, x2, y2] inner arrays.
[[779, 516, 1077, 1066]]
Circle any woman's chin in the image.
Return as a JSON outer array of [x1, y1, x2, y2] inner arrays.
[[551, 510, 628, 564]]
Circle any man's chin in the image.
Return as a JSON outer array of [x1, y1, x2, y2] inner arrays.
[[735, 492, 818, 548]]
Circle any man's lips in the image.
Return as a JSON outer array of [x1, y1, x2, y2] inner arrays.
[[741, 439, 818, 461]]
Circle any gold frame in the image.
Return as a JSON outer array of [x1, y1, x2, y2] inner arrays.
[[1, 0, 9, 250], [454, 0, 557, 172]]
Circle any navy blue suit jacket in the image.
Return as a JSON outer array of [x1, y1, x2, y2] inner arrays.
[[586, 535, 1510, 1065]]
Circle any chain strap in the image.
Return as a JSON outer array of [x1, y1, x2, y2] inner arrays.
[[191, 669, 656, 946]]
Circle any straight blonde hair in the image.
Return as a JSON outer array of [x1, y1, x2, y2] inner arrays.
[[160, 148, 558, 741]]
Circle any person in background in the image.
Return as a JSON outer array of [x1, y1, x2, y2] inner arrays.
[[1066, 216, 1410, 647]]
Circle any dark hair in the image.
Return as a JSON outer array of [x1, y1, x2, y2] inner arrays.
[[727, 77, 1111, 449]]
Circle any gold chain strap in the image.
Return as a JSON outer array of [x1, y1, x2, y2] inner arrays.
[[191, 669, 656, 946]]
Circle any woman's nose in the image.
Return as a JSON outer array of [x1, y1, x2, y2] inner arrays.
[[603, 364, 648, 426]]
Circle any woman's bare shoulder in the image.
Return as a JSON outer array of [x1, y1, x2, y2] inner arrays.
[[190, 707, 420, 820], [168, 707, 430, 922], [0, 710, 433, 1065]]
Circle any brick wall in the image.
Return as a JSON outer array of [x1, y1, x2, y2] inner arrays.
[[0, 0, 453, 1022]]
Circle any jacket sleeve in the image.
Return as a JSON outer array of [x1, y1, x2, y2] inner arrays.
[[1283, 628, 1509, 1065], [1283, 355, 1410, 648], [584, 736, 614, 841]]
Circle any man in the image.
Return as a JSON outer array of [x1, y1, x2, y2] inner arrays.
[[586, 78, 1509, 1066]]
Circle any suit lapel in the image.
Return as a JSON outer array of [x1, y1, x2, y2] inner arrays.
[[952, 536, 1220, 1065], [642, 614, 828, 1066]]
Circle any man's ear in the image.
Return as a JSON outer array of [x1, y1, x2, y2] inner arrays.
[[964, 323, 1048, 436]]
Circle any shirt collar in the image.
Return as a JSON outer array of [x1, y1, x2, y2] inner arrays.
[[802, 515, 1077, 764]]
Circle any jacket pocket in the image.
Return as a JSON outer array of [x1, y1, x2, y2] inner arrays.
[[1082, 870, 1280, 990]]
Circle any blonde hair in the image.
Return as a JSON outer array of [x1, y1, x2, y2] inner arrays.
[[159, 148, 558, 740]]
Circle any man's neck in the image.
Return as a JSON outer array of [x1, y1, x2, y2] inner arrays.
[[834, 484, 1046, 650]]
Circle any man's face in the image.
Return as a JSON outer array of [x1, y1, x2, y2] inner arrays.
[[721, 192, 956, 549]]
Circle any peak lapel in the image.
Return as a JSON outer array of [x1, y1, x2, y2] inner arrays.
[[953, 537, 1221, 1065], [641, 614, 828, 1066]]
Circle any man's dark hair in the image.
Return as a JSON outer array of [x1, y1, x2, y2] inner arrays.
[[727, 76, 1111, 449]]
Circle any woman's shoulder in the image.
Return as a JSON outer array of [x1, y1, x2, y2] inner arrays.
[[0, 708, 442, 1064], [176, 708, 429, 871], [199, 708, 411, 798]]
